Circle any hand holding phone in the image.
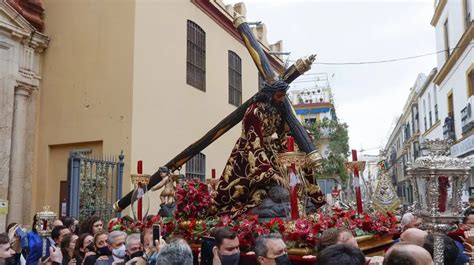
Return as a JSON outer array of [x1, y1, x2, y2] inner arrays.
[[152, 224, 161, 247]]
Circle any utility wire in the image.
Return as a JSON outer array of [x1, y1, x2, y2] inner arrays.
[[288, 42, 473, 65]]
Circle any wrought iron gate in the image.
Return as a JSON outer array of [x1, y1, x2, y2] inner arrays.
[[67, 151, 124, 221]]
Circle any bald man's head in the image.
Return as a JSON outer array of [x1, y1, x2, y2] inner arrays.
[[384, 243, 433, 265], [400, 228, 428, 246]]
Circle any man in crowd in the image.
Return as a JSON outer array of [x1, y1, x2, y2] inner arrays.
[[212, 227, 240, 265], [319, 228, 358, 251], [0, 234, 15, 265], [156, 238, 193, 265], [316, 244, 365, 265], [108, 230, 127, 263], [52, 219, 64, 228], [254, 233, 290, 265], [47, 225, 71, 263], [125, 234, 144, 262], [423, 234, 466, 265], [383, 243, 433, 265], [399, 228, 427, 246], [400, 213, 422, 232]]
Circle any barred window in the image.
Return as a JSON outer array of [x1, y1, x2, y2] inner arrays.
[[228, 51, 242, 106], [187, 20, 206, 91], [185, 153, 206, 181]]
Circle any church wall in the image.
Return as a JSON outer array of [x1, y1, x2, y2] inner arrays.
[[35, 0, 135, 219]]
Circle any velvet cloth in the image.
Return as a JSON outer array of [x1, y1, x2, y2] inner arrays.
[[214, 101, 325, 217]]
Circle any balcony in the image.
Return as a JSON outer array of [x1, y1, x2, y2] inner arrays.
[[461, 96, 474, 135], [443, 115, 455, 140]]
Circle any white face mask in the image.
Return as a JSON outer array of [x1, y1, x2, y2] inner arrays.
[[112, 245, 126, 258]]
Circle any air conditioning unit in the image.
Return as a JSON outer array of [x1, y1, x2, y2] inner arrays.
[[461, 96, 474, 134]]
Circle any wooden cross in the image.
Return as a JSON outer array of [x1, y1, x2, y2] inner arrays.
[[114, 16, 320, 212]]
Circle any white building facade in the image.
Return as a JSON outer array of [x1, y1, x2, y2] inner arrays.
[[385, 0, 473, 203]]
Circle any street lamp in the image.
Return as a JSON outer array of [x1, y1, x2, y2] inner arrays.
[[407, 139, 470, 264]]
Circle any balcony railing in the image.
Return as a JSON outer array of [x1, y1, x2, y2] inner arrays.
[[443, 115, 455, 140], [461, 100, 474, 134]]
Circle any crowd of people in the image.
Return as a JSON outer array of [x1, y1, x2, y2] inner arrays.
[[1, 209, 474, 265]]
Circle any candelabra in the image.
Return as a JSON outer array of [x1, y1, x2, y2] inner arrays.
[[407, 139, 470, 265]]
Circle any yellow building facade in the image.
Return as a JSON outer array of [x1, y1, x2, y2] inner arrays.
[[30, 0, 285, 222]]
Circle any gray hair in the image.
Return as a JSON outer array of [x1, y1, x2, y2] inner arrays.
[[108, 230, 127, 244], [254, 233, 283, 258], [156, 239, 193, 265], [401, 213, 415, 231], [125, 233, 141, 247]]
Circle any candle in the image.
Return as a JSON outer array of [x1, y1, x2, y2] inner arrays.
[[137, 160, 143, 174], [287, 136, 294, 152], [137, 160, 143, 221]]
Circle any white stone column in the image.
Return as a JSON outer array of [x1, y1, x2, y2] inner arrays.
[[7, 85, 32, 224]]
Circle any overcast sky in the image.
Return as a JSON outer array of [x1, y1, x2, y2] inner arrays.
[[226, 0, 438, 156]]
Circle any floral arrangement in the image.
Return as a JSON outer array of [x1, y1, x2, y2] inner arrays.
[[174, 179, 212, 220], [160, 179, 398, 248], [162, 208, 397, 248], [109, 179, 397, 249]]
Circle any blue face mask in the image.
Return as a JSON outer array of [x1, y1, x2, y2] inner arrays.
[[219, 252, 240, 265], [112, 245, 126, 258]]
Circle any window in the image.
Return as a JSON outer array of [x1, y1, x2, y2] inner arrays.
[[468, 70, 474, 97], [187, 20, 206, 91], [185, 153, 206, 181], [423, 99, 427, 131], [444, 19, 450, 59], [228, 51, 242, 106], [434, 85, 439, 121], [465, 0, 472, 29], [428, 93, 433, 127], [304, 118, 316, 125]]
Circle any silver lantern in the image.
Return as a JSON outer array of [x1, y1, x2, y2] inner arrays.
[[407, 139, 470, 265]]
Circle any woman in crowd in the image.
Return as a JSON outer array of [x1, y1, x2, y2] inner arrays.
[[60, 234, 78, 265], [83, 232, 110, 265], [79, 217, 103, 236], [74, 233, 94, 265]]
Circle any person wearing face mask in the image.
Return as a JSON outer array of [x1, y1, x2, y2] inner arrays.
[[83, 232, 110, 265], [211, 228, 240, 265], [255, 234, 291, 265], [74, 233, 94, 265], [124, 234, 144, 264], [108, 231, 127, 263]]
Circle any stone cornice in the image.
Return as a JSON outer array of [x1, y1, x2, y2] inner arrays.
[[1, 0, 49, 52], [431, 0, 447, 26], [433, 23, 473, 85]]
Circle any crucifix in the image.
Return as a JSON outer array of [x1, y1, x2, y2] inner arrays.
[[114, 15, 322, 212]]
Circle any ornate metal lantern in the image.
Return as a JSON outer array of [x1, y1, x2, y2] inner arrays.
[[35, 206, 56, 258], [407, 139, 470, 264]]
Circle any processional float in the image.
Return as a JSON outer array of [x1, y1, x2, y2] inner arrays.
[[113, 15, 322, 213]]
